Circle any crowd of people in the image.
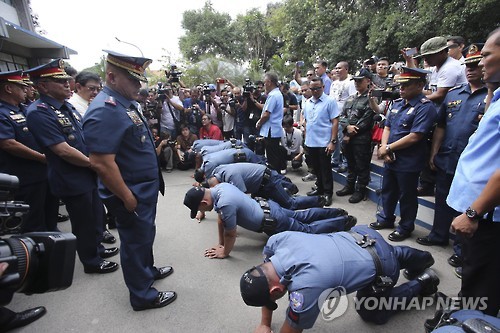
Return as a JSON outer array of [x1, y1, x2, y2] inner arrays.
[[0, 27, 499, 332]]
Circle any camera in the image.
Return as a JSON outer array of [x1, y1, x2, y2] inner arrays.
[[202, 83, 212, 97], [167, 64, 182, 83], [156, 82, 172, 102], [243, 79, 255, 97], [1, 174, 29, 234], [0, 173, 76, 302]]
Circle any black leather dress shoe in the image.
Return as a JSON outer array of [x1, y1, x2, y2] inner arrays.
[[416, 236, 448, 246], [388, 230, 410, 242], [3, 306, 46, 332], [344, 216, 357, 231], [306, 189, 321, 196], [323, 195, 332, 206], [154, 266, 174, 280], [102, 230, 116, 244], [403, 253, 435, 280], [84, 260, 119, 274], [369, 221, 394, 230], [101, 247, 119, 258], [133, 291, 177, 311], [417, 268, 440, 296], [447, 254, 462, 268]]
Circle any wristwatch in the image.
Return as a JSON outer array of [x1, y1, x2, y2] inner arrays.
[[386, 144, 392, 151], [465, 207, 481, 222], [330, 139, 337, 144]]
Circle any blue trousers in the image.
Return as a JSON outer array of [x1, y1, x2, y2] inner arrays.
[[260, 173, 321, 210], [376, 168, 420, 235], [270, 201, 348, 234], [104, 196, 159, 308]]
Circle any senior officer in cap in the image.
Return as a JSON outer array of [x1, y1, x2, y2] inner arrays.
[[417, 45, 487, 257], [0, 71, 58, 233], [183, 183, 356, 259], [25, 59, 119, 273], [370, 67, 436, 241], [83, 50, 176, 311], [239, 226, 439, 332]]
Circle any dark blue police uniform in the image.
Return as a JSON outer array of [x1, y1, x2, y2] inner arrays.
[[211, 163, 322, 209], [26, 94, 105, 267], [375, 93, 436, 236], [427, 84, 487, 244], [84, 85, 164, 308], [0, 99, 57, 232], [260, 226, 433, 329]]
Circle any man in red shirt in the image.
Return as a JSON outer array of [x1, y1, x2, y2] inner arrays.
[[199, 114, 223, 140]]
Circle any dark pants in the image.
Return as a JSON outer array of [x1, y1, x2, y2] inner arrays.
[[17, 180, 58, 233], [62, 189, 104, 267], [104, 197, 159, 308], [429, 169, 460, 243], [376, 168, 420, 235], [308, 146, 333, 195], [460, 217, 500, 316], [264, 136, 285, 171], [270, 200, 348, 234], [353, 226, 431, 324], [344, 142, 372, 189]]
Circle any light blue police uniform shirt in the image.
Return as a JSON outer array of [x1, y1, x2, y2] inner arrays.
[[303, 93, 339, 147], [210, 183, 264, 231], [263, 231, 375, 329], [260, 87, 284, 138], [212, 163, 266, 193], [447, 88, 500, 222]]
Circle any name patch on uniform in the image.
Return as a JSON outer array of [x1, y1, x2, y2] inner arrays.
[[127, 111, 143, 125]]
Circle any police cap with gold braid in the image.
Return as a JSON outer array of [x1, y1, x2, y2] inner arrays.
[[103, 50, 152, 82]]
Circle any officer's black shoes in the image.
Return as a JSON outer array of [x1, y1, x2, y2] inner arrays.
[[454, 267, 462, 279], [306, 189, 321, 196], [388, 230, 411, 242], [416, 236, 448, 246], [317, 196, 327, 207], [154, 266, 174, 280], [101, 247, 119, 258], [447, 254, 463, 267], [57, 213, 69, 222], [84, 260, 119, 274], [2, 306, 46, 332], [102, 230, 116, 244], [336, 186, 354, 197], [323, 195, 333, 206], [403, 253, 435, 280], [369, 221, 394, 230], [344, 216, 358, 231], [132, 291, 177, 311], [348, 191, 365, 203], [416, 268, 440, 296], [336, 208, 349, 217]]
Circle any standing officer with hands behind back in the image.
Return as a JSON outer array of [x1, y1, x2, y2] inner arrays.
[[83, 50, 176, 311]]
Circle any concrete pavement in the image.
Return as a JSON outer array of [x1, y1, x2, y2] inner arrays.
[[8, 167, 460, 333]]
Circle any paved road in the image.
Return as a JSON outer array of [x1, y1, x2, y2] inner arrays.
[[9, 168, 460, 333]]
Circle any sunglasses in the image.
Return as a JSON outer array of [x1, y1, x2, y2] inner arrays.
[[310, 86, 323, 91]]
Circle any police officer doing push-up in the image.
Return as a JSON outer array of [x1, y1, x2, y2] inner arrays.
[[83, 50, 176, 311], [183, 183, 356, 259], [240, 225, 440, 332]]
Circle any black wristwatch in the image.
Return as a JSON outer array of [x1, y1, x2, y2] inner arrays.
[[465, 207, 481, 222], [330, 139, 337, 144]]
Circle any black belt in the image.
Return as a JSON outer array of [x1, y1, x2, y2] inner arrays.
[[256, 198, 276, 234], [260, 168, 273, 189], [349, 231, 394, 294]]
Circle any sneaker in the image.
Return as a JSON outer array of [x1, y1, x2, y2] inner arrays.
[[302, 173, 316, 182], [280, 169, 287, 175]]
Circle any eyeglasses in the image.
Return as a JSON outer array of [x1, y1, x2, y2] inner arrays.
[[86, 85, 101, 92], [310, 86, 323, 91], [202, 117, 210, 121], [306, 73, 314, 76]]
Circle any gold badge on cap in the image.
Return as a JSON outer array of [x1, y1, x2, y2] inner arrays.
[[468, 44, 478, 56]]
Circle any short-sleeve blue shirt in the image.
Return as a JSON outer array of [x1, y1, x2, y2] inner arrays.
[[212, 163, 266, 193], [210, 183, 264, 231], [83, 86, 159, 203], [260, 87, 284, 138], [202, 147, 261, 177], [303, 93, 339, 147], [385, 94, 436, 172], [26, 95, 95, 197]]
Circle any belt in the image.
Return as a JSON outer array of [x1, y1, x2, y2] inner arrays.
[[256, 197, 276, 234], [260, 168, 272, 189], [349, 231, 394, 294]]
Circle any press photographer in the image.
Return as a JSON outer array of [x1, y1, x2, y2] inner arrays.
[[241, 80, 266, 141], [201, 83, 222, 130], [159, 84, 184, 139], [219, 89, 235, 140], [183, 87, 206, 135]]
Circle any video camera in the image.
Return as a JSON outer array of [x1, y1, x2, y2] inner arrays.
[[202, 83, 212, 97], [0, 173, 76, 304], [156, 82, 172, 102], [243, 78, 255, 97], [371, 83, 400, 101], [166, 64, 182, 83]]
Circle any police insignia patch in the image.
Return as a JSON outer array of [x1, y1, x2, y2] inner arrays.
[[289, 291, 304, 311], [105, 96, 116, 106]]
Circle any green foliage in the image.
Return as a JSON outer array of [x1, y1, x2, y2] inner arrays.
[[180, 56, 248, 87], [82, 56, 106, 80]]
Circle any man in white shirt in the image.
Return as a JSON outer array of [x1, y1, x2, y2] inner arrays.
[[68, 71, 101, 117]]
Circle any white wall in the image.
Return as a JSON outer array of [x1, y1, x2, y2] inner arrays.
[[0, 2, 20, 25]]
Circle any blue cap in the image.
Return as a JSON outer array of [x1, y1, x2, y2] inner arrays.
[[208, 83, 216, 90], [103, 50, 152, 82], [24, 59, 72, 80]]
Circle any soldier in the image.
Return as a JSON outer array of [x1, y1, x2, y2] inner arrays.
[[83, 50, 176, 311], [183, 183, 356, 259], [25, 59, 119, 273], [369, 67, 437, 242], [336, 68, 376, 203]]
